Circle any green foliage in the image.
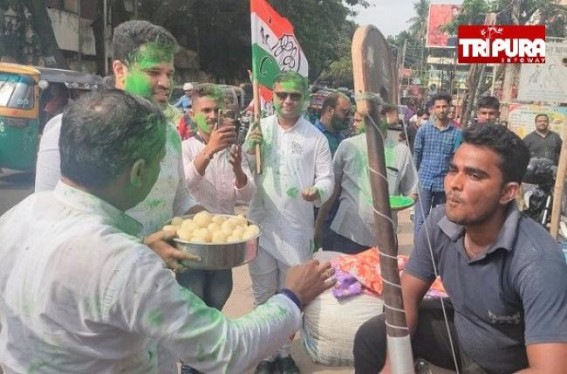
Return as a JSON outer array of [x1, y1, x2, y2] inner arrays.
[[443, 0, 490, 35], [127, 0, 368, 83], [317, 21, 357, 87], [269, 0, 356, 80], [406, 0, 430, 41], [444, 0, 566, 37]]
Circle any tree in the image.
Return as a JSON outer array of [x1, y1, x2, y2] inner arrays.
[[407, 0, 430, 42], [317, 21, 358, 87]]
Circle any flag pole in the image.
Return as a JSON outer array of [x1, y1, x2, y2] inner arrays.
[[252, 77, 262, 175]]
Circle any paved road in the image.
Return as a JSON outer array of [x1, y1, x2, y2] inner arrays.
[[0, 169, 34, 216]]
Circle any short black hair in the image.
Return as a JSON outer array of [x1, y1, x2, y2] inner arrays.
[[191, 83, 223, 103], [322, 92, 349, 113], [112, 20, 177, 65], [416, 108, 429, 117], [60, 89, 166, 189], [534, 113, 549, 122], [380, 104, 398, 115], [462, 124, 529, 184], [476, 96, 500, 110], [431, 93, 452, 105]]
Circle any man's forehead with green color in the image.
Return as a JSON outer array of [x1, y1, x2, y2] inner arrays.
[[275, 80, 304, 93], [125, 41, 175, 68]]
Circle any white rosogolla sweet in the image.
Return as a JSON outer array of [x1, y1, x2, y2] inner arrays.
[[164, 214, 260, 244]]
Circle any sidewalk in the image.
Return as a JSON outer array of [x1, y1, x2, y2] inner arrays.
[[222, 209, 415, 373]]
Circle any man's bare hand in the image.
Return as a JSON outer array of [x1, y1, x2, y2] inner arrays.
[[246, 124, 263, 154], [301, 186, 319, 202], [205, 120, 236, 155], [229, 145, 243, 169], [144, 230, 201, 272], [284, 260, 336, 307]]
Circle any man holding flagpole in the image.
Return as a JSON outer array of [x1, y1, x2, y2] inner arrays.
[[246, 70, 334, 374], [248, 4, 332, 372]]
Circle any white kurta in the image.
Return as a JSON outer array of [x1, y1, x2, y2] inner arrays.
[[247, 115, 334, 265], [34, 115, 197, 235], [181, 138, 255, 214], [0, 183, 301, 373]]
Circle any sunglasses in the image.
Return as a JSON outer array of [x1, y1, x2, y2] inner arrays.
[[274, 92, 303, 101]]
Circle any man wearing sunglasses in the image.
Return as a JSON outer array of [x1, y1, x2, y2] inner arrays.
[[246, 71, 334, 374]]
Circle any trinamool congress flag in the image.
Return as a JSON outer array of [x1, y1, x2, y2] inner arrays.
[[250, 0, 309, 105]]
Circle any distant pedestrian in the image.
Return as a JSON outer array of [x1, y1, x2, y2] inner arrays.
[[406, 108, 429, 152], [475, 96, 500, 124], [413, 94, 461, 240], [175, 82, 194, 111], [523, 113, 562, 165]]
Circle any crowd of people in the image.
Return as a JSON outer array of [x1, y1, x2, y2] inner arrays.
[[1, 18, 566, 374]]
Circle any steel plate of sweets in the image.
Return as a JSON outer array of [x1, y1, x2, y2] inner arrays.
[[163, 211, 261, 270]]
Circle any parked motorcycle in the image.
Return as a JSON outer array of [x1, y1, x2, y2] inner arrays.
[[522, 158, 557, 226]]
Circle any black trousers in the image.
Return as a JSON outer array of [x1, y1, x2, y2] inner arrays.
[[353, 298, 489, 374]]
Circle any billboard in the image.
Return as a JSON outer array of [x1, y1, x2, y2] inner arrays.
[[507, 103, 567, 139], [426, 4, 460, 48], [517, 41, 567, 103]]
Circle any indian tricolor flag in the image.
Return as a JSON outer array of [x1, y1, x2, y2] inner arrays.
[[250, 0, 309, 104]]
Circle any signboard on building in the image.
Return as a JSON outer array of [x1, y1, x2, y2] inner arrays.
[[426, 4, 460, 48], [507, 103, 567, 139], [517, 41, 567, 103]]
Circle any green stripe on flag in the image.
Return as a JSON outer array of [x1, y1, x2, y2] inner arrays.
[[252, 44, 281, 89]]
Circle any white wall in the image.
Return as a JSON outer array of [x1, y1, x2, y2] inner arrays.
[[47, 8, 97, 56]]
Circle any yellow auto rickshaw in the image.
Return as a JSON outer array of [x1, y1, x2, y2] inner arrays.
[[0, 63, 40, 171], [0, 63, 103, 171]]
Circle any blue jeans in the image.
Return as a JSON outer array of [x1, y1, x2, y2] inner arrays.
[[177, 269, 233, 373], [176, 269, 233, 310], [414, 189, 446, 241]]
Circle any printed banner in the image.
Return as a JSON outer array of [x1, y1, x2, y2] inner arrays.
[[507, 103, 567, 139], [426, 4, 460, 48], [518, 41, 567, 103]]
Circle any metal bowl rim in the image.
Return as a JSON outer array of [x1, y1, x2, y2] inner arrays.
[[166, 213, 262, 246]]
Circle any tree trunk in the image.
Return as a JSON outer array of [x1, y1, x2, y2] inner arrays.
[[22, 0, 68, 69], [92, 3, 106, 76]]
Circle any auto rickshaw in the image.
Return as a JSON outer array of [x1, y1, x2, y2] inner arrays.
[[0, 63, 102, 171]]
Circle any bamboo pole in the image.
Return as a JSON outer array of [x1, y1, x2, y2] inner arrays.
[[352, 25, 413, 374], [252, 79, 262, 174]]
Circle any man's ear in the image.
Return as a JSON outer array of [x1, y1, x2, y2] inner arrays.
[[500, 182, 520, 205], [129, 159, 146, 188], [112, 60, 127, 89]]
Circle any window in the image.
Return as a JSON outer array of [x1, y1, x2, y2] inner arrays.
[[0, 73, 35, 110]]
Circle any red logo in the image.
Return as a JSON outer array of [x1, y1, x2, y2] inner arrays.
[[458, 25, 545, 63]]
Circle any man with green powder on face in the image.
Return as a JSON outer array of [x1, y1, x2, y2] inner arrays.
[[36, 20, 202, 266], [246, 71, 334, 374], [34, 21, 205, 371], [315, 109, 418, 254], [179, 83, 253, 374], [0, 89, 337, 373]]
